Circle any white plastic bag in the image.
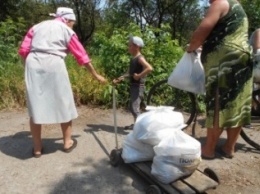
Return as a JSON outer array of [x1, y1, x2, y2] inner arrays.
[[133, 107, 186, 146], [122, 132, 154, 163], [167, 52, 205, 94], [151, 130, 201, 184]]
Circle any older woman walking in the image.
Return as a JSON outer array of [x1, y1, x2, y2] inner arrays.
[[19, 7, 106, 158]]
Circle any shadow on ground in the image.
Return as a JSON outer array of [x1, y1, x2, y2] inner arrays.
[[85, 124, 130, 135], [49, 124, 148, 194], [49, 157, 147, 194], [0, 131, 80, 160]]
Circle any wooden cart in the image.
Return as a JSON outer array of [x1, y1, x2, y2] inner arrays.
[[111, 86, 219, 193], [110, 149, 219, 194]]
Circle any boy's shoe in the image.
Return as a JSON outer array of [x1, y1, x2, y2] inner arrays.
[[124, 124, 134, 130]]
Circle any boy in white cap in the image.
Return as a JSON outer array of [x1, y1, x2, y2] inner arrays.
[[19, 7, 106, 157], [113, 36, 153, 129]]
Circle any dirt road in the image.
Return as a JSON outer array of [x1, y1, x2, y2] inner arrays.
[[0, 106, 259, 194]]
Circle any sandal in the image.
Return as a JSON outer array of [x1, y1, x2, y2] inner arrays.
[[201, 154, 215, 160], [64, 139, 77, 153], [32, 148, 44, 158], [215, 147, 234, 159]]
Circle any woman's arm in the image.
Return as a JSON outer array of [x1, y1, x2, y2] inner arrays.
[[68, 35, 106, 83], [18, 28, 33, 59], [187, 0, 229, 52], [68, 34, 91, 65], [253, 29, 260, 53]]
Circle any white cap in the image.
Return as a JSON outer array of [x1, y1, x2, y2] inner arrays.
[[55, 7, 76, 21], [130, 36, 144, 47]]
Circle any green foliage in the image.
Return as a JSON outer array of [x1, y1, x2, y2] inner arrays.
[[90, 23, 184, 107], [240, 0, 260, 34], [0, 61, 25, 109], [0, 18, 27, 109], [0, 20, 193, 112], [66, 55, 109, 107], [0, 17, 26, 67], [196, 95, 206, 113]]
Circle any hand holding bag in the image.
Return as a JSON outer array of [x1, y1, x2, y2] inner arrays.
[[167, 51, 205, 94]]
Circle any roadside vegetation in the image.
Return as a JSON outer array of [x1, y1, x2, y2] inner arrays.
[[0, 0, 259, 111]]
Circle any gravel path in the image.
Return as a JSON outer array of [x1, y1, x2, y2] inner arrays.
[[0, 106, 259, 194]]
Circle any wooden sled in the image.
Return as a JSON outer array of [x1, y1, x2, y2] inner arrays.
[[110, 149, 219, 194]]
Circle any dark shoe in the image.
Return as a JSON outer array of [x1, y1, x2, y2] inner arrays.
[[215, 147, 234, 159], [201, 154, 215, 160], [124, 124, 134, 130], [32, 148, 44, 158], [64, 139, 77, 153]]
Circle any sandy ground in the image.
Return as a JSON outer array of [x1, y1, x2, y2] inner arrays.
[[0, 106, 260, 194]]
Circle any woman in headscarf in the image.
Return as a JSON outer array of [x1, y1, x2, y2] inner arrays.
[[19, 7, 106, 158]]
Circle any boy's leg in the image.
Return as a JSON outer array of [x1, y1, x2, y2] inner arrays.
[[130, 86, 145, 119], [125, 85, 144, 129]]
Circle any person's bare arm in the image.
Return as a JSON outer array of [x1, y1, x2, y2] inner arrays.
[[112, 69, 130, 84], [253, 29, 260, 53], [187, 0, 229, 52], [133, 57, 153, 80], [85, 62, 106, 83], [253, 29, 260, 62], [121, 70, 130, 78]]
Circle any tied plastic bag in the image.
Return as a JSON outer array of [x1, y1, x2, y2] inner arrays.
[[151, 130, 201, 184], [133, 107, 186, 146], [167, 51, 205, 94], [122, 132, 154, 163]]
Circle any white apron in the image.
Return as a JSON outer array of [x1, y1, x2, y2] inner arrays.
[[25, 52, 78, 124]]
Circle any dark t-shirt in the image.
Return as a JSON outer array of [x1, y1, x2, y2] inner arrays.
[[129, 55, 145, 85]]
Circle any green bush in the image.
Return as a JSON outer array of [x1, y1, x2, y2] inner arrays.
[[0, 17, 26, 67], [0, 21, 206, 113], [66, 55, 110, 107], [89, 23, 184, 107], [0, 61, 25, 109], [0, 18, 27, 109]]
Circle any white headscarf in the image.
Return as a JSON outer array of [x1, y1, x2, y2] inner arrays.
[[50, 7, 76, 21]]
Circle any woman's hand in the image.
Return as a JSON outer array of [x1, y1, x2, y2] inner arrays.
[[95, 74, 107, 84]]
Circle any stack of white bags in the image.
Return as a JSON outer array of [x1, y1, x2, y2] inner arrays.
[[121, 106, 201, 184]]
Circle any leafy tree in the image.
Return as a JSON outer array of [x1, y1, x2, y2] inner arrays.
[[101, 0, 203, 46], [73, 0, 103, 44], [0, 0, 20, 22], [0, 17, 27, 67], [2, 0, 103, 44], [44, 0, 104, 44], [240, 0, 260, 34]]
